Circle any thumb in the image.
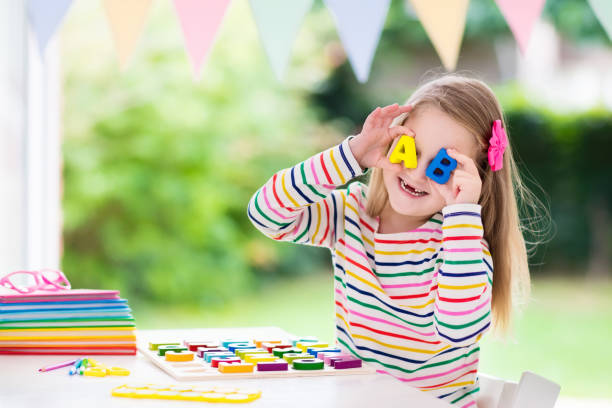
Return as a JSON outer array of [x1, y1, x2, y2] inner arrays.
[[427, 177, 453, 204], [379, 157, 406, 173]]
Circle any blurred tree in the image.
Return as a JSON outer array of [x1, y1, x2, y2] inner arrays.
[[61, 1, 340, 304], [556, 112, 612, 278]]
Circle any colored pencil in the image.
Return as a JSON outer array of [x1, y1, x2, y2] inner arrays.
[[38, 358, 79, 372]]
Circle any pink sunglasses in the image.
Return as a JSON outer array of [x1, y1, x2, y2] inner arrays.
[[0, 269, 71, 294]]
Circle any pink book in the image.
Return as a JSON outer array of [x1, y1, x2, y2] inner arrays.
[[0, 288, 120, 303]]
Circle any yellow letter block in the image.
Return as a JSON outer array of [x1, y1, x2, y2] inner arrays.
[[218, 362, 255, 373], [243, 354, 278, 364], [389, 135, 417, 168], [165, 351, 195, 362]]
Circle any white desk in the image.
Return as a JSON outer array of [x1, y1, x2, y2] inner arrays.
[[0, 327, 451, 408]]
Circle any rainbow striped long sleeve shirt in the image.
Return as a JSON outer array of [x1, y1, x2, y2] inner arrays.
[[247, 137, 493, 407]]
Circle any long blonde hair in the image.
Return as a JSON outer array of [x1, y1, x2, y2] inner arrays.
[[366, 73, 545, 333]]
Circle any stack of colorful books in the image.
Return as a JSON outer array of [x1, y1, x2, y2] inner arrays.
[[0, 288, 136, 355]]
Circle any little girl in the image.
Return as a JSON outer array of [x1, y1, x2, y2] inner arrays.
[[247, 74, 531, 407]]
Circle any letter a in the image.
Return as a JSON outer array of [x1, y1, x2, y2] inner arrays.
[[389, 135, 417, 168]]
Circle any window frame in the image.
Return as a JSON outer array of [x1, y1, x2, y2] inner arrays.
[[0, 0, 61, 275]]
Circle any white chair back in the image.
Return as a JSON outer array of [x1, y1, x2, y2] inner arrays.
[[477, 371, 560, 408]]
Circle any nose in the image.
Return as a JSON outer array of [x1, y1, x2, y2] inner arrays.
[[402, 161, 428, 183]]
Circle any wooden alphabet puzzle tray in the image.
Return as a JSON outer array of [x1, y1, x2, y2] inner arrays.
[[137, 328, 374, 381]]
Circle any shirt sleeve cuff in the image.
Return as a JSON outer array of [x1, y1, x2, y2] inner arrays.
[[441, 203, 484, 239], [344, 135, 368, 174], [442, 203, 482, 217]]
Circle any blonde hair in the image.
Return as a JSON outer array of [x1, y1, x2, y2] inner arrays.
[[366, 73, 545, 333]]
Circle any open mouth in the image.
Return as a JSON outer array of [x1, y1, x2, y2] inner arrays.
[[398, 177, 428, 198]]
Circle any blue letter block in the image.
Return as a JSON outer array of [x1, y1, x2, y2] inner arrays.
[[426, 148, 457, 184]]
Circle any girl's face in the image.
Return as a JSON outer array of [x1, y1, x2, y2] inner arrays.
[[382, 106, 480, 219]]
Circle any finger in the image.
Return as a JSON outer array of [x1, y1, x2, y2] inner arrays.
[[384, 130, 414, 159], [379, 157, 406, 173], [451, 177, 470, 193], [395, 103, 413, 115], [447, 148, 476, 171], [388, 126, 415, 140], [453, 178, 481, 196], [367, 106, 382, 119], [451, 169, 473, 180], [364, 106, 383, 129], [381, 104, 412, 128], [382, 103, 412, 113], [378, 103, 410, 122], [374, 104, 400, 128], [381, 103, 399, 113], [452, 172, 479, 190], [447, 148, 479, 177], [368, 104, 411, 130], [427, 177, 453, 203], [449, 171, 471, 185]]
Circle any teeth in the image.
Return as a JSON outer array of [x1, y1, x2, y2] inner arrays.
[[400, 179, 427, 197]]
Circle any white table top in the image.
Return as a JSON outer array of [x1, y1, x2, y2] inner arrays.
[[0, 327, 451, 408]]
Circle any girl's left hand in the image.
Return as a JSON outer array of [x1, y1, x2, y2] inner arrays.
[[427, 149, 482, 206]]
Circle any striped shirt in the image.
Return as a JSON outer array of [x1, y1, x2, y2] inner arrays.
[[247, 137, 493, 407]]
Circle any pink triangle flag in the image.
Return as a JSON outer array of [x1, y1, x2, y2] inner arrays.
[[495, 0, 546, 54], [324, 0, 391, 83], [173, 0, 233, 79]]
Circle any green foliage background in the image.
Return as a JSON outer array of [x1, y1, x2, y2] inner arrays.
[[62, 1, 342, 304], [61, 0, 611, 306]]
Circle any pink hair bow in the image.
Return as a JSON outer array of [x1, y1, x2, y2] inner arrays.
[[488, 119, 508, 172]]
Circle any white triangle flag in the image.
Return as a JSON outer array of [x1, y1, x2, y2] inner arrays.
[[249, 0, 314, 81], [323, 0, 391, 83], [27, 0, 74, 55], [588, 0, 612, 40]]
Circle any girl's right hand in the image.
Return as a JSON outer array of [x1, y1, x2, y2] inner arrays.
[[349, 103, 414, 171]]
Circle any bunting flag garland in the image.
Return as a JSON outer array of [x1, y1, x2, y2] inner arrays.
[[102, 0, 153, 69], [409, 0, 470, 72], [588, 0, 612, 40], [27, 0, 74, 55], [323, 0, 391, 83], [494, 0, 547, 54], [173, 0, 233, 80], [249, 0, 314, 82], [23, 0, 612, 81]]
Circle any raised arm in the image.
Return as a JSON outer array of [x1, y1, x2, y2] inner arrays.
[[247, 137, 363, 249], [248, 103, 414, 249]]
